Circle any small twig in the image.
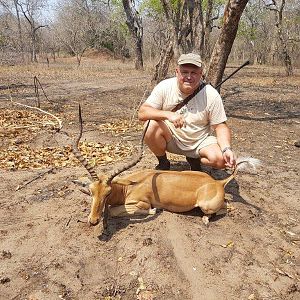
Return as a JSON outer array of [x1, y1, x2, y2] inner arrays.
[[16, 168, 54, 191], [34, 76, 40, 108], [33, 76, 53, 106], [78, 187, 91, 196], [65, 216, 72, 228], [77, 219, 86, 223], [9, 94, 62, 130]]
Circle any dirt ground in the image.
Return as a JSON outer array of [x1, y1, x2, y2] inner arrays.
[[0, 57, 299, 300]]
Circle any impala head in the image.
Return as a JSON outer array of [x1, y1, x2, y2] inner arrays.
[[72, 104, 146, 227], [87, 174, 112, 226]]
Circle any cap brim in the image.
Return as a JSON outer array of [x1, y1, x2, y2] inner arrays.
[[178, 60, 202, 67]]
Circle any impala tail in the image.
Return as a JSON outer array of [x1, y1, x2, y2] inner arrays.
[[221, 157, 261, 187]]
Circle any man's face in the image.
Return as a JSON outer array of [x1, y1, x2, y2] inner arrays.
[[176, 64, 203, 95]]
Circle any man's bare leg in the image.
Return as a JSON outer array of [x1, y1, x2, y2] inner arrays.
[[144, 121, 226, 170], [199, 144, 226, 169], [144, 120, 172, 170], [144, 120, 172, 155]]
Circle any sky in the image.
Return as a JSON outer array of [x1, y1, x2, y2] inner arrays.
[[42, 0, 58, 22]]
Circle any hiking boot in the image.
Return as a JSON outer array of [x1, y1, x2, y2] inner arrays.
[[186, 156, 202, 171], [155, 160, 170, 170], [155, 154, 170, 170]]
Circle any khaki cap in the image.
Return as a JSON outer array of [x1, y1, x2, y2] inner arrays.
[[177, 53, 203, 68]]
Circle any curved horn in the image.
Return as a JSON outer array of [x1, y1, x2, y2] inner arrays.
[[106, 120, 150, 184], [72, 104, 99, 181]]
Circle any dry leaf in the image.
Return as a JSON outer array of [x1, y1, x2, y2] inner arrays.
[[226, 203, 236, 212], [221, 241, 235, 248], [136, 277, 146, 295]]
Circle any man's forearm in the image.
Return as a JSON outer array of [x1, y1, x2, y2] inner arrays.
[[138, 105, 170, 122], [214, 123, 232, 151]]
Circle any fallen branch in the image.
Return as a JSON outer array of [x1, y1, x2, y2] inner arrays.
[[16, 168, 54, 191], [275, 267, 294, 279], [9, 99, 63, 131], [6, 122, 58, 130]]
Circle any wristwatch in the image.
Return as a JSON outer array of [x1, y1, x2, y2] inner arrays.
[[221, 146, 232, 155]]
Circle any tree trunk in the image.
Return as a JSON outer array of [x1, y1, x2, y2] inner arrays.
[[206, 0, 249, 88], [13, 0, 25, 62], [160, 0, 183, 59], [122, 0, 144, 70], [152, 40, 174, 83], [276, 0, 293, 75], [32, 28, 38, 63], [202, 0, 214, 60], [196, 0, 205, 55]]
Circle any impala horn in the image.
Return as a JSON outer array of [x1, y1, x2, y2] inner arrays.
[[106, 120, 150, 185], [72, 104, 99, 181]]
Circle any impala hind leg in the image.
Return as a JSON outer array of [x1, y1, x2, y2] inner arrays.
[[200, 199, 228, 225]]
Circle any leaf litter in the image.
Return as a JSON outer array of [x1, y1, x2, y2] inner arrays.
[[0, 109, 136, 170]]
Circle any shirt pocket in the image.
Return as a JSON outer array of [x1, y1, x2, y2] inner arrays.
[[186, 110, 208, 126]]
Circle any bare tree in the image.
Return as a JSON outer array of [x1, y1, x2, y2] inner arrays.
[[149, 0, 196, 83], [0, 0, 25, 61], [149, 0, 222, 82], [53, 0, 94, 66], [152, 37, 174, 83], [122, 0, 143, 69], [197, 0, 220, 60], [13, 0, 24, 60], [265, 0, 293, 75], [160, 0, 185, 58], [206, 0, 249, 87], [16, 0, 47, 62]]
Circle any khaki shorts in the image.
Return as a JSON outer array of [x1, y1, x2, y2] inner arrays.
[[166, 135, 217, 158]]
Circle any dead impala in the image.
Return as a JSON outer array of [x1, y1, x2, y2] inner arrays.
[[72, 106, 260, 227]]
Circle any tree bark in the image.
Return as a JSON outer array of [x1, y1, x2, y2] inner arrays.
[[152, 39, 174, 83], [13, 0, 25, 62], [206, 0, 249, 88], [275, 0, 293, 75], [122, 0, 144, 70], [202, 0, 216, 60]]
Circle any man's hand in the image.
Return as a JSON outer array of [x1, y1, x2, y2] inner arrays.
[[222, 148, 236, 168], [166, 112, 186, 128]]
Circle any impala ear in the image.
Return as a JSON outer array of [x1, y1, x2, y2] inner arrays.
[[111, 178, 137, 186]]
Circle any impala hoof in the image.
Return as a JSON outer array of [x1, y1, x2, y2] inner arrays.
[[202, 215, 210, 226], [88, 215, 99, 226], [149, 208, 157, 215]]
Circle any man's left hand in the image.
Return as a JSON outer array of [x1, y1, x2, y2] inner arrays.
[[223, 149, 235, 168]]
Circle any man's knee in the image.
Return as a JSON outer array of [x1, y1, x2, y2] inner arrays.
[[200, 145, 225, 169], [209, 155, 226, 169], [143, 120, 171, 143]]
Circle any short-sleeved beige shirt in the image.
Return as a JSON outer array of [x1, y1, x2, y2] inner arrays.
[[145, 77, 227, 151]]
